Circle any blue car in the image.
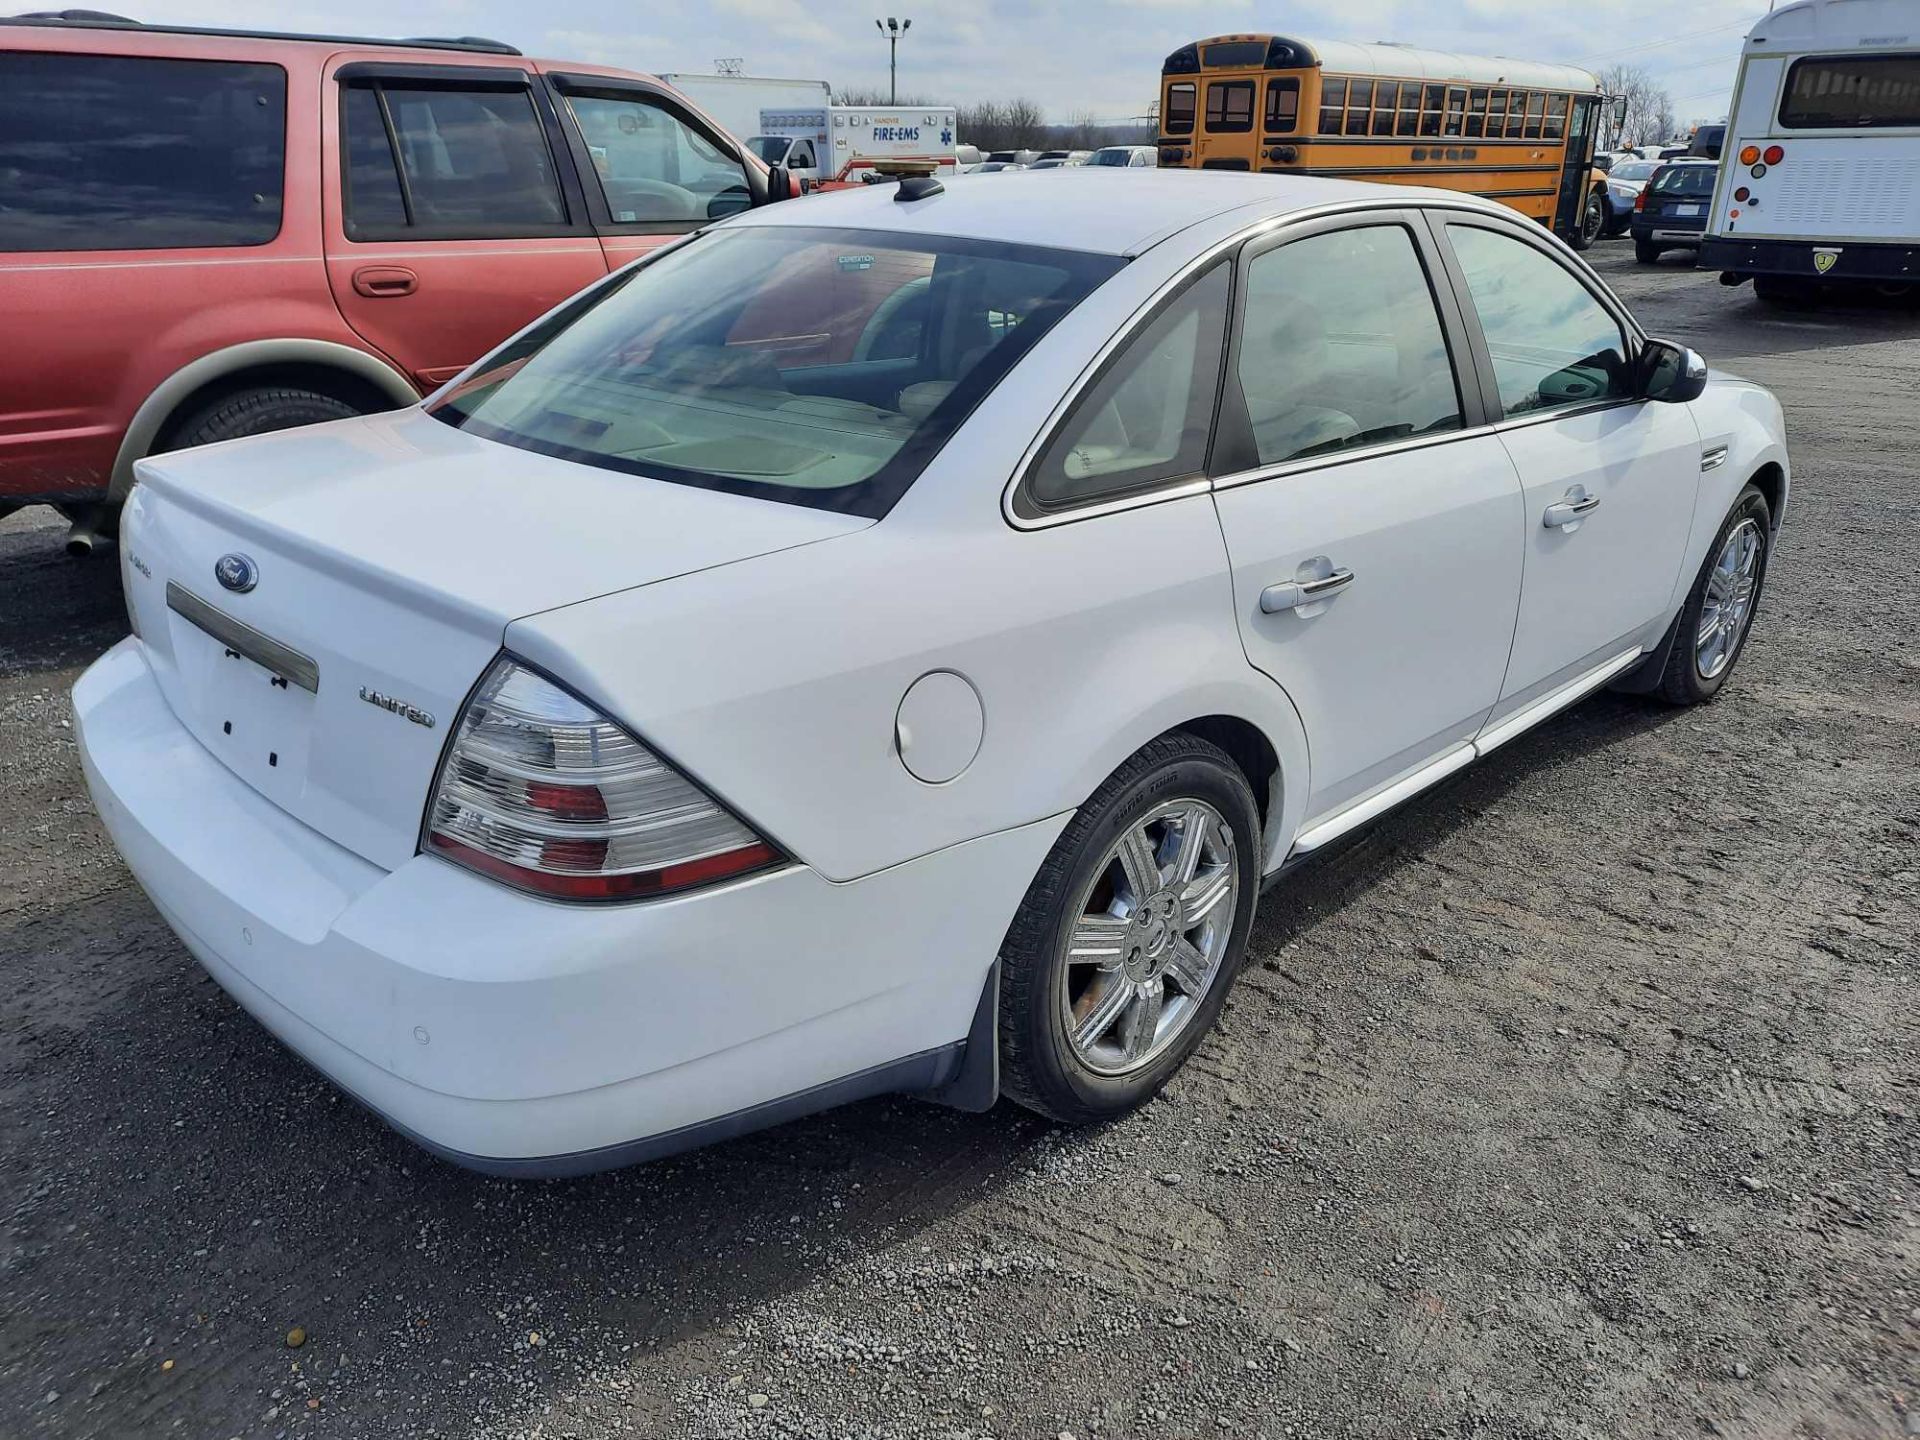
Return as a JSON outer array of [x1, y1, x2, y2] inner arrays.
[[1633, 159, 1719, 264]]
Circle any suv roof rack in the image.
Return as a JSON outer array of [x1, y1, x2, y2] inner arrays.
[[3, 11, 524, 55]]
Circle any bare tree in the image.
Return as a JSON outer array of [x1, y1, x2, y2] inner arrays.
[[1597, 62, 1678, 148]]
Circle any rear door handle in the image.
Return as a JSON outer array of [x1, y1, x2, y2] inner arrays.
[[352, 265, 418, 298], [1261, 566, 1355, 614], [1543, 490, 1601, 530]]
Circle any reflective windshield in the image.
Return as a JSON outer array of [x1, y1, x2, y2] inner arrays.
[[431, 226, 1121, 517], [1613, 160, 1658, 181], [1087, 148, 1132, 167], [747, 136, 792, 165]]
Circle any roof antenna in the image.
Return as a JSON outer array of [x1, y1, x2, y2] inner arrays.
[[874, 158, 944, 201]]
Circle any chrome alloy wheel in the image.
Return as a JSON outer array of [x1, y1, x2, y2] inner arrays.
[[1696, 518, 1762, 680], [1058, 798, 1240, 1077]]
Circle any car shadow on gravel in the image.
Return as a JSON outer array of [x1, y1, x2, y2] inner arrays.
[[1, 679, 1697, 1437], [0, 510, 125, 679]]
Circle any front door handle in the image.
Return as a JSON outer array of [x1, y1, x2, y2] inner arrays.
[[1261, 565, 1355, 614], [352, 265, 418, 298], [1543, 488, 1601, 531]]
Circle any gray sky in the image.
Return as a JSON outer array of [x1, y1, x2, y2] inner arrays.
[[143, 0, 1764, 126]]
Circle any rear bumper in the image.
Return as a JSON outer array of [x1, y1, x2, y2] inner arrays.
[[1699, 235, 1920, 282], [75, 638, 1060, 1174], [1632, 219, 1707, 245]]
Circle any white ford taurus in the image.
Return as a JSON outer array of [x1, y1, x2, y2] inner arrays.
[[75, 171, 1788, 1174]]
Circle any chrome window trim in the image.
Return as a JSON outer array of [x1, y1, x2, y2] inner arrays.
[[1208, 419, 1501, 493]]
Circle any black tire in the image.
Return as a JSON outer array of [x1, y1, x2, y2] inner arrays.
[[1634, 239, 1662, 265], [1654, 484, 1772, 705], [1568, 190, 1606, 251], [997, 732, 1261, 1125], [163, 386, 362, 452]]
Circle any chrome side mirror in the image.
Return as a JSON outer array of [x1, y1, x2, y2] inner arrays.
[[1641, 338, 1709, 403]]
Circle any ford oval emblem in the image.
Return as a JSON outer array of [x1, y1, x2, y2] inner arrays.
[[214, 553, 258, 594]]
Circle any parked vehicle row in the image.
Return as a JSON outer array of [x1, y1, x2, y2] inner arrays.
[[0, 13, 794, 546]]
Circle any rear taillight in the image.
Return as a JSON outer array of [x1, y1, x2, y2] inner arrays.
[[1763, 144, 1784, 165], [1634, 190, 1648, 212], [425, 657, 779, 901], [1739, 145, 1761, 165]]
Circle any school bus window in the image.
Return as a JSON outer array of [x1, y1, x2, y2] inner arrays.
[[1265, 78, 1299, 134], [1372, 82, 1399, 135], [1167, 82, 1196, 134], [1346, 79, 1373, 133], [1488, 90, 1510, 136], [1465, 87, 1489, 137], [1544, 94, 1568, 141], [1319, 77, 1347, 134], [1419, 83, 1444, 136], [1396, 86, 1419, 136], [1524, 92, 1545, 138], [1505, 95, 1526, 137], [1205, 80, 1254, 132], [1444, 86, 1467, 136]]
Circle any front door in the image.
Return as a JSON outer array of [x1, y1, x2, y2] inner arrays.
[[1436, 217, 1700, 714], [1553, 95, 1599, 236], [323, 63, 608, 391], [1210, 213, 1526, 825]]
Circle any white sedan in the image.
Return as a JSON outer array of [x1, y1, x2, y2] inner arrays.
[[75, 171, 1789, 1175]]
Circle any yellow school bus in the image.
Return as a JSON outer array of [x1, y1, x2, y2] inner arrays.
[[1159, 35, 1612, 249]]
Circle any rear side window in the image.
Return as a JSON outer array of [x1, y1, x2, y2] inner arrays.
[[341, 80, 568, 238], [1265, 78, 1299, 134], [1781, 55, 1920, 128], [1026, 262, 1230, 510], [1166, 83, 1197, 135], [0, 52, 284, 252]]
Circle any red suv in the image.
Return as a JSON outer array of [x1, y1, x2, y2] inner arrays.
[[0, 13, 788, 551]]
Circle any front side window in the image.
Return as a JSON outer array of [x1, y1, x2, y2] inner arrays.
[[1545, 94, 1569, 141], [1205, 81, 1255, 133], [1265, 78, 1300, 134], [1235, 225, 1462, 466], [0, 52, 284, 252], [1446, 224, 1631, 417], [343, 81, 567, 237], [1166, 82, 1197, 134], [1781, 55, 1920, 128], [1026, 263, 1230, 510], [566, 94, 751, 223], [432, 226, 1120, 517]]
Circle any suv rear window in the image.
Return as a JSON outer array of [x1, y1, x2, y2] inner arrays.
[[429, 225, 1121, 518], [0, 53, 285, 252], [1650, 164, 1716, 197]]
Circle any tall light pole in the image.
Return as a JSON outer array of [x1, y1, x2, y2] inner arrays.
[[876, 16, 910, 104]]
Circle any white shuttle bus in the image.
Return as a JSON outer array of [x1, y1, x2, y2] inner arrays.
[[1702, 0, 1920, 299]]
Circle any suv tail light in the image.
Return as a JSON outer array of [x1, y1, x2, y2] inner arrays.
[[425, 657, 779, 900], [1634, 189, 1648, 212]]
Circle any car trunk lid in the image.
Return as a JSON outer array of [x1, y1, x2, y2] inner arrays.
[[122, 408, 870, 871]]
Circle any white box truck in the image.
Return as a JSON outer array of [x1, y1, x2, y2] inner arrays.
[[656, 73, 831, 146], [753, 105, 959, 188]]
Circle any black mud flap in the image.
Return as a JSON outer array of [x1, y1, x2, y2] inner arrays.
[[918, 959, 1000, 1112]]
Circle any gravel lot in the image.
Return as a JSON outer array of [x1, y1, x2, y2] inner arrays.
[[2, 244, 1915, 1440]]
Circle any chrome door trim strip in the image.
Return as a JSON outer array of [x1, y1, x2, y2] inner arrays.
[[1474, 645, 1644, 756], [165, 582, 320, 693], [1289, 742, 1476, 855]]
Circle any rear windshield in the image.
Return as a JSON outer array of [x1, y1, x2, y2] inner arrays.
[[430, 225, 1121, 517], [1651, 164, 1716, 196], [1612, 161, 1658, 181], [1087, 148, 1132, 167], [1781, 55, 1920, 129]]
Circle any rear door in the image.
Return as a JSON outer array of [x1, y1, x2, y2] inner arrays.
[[322, 59, 608, 391], [1432, 213, 1699, 716], [1207, 211, 1527, 829], [542, 73, 758, 271]]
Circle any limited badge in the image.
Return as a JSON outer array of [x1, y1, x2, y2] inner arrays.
[[1813, 248, 1841, 275]]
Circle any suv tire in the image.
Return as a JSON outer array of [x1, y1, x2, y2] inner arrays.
[[997, 733, 1261, 1125], [1634, 239, 1662, 264], [166, 386, 362, 452]]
